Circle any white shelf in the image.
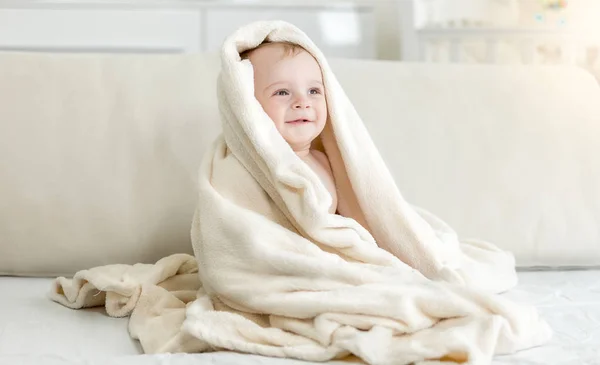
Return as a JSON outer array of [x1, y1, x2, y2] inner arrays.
[[0, 0, 376, 58]]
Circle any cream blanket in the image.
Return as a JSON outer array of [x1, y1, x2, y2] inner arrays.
[[51, 21, 552, 364]]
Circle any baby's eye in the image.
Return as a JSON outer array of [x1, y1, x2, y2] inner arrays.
[[274, 89, 289, 96], [309, 88, 322, 95]]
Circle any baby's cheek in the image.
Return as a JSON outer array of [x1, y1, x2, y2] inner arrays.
[[269, 110, 283, 125], [261, 104, 278, 122]]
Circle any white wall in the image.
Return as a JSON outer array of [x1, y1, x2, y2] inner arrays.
[[369, 0, 600, 61], [327, 0, 403, 60], [372, 0, 403, 60]]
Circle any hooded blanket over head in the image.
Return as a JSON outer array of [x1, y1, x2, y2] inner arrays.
[[185, 20, 551, 362], [50, 21, 552, 364]]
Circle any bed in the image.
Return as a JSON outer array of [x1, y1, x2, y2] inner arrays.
[[2, 270, 599, 364]]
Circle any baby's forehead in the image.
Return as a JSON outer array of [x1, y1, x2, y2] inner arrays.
[[248, 43, 296, 63], [247, 44, 323, 84]]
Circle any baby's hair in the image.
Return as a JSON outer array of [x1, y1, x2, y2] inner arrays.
[[240, 40, 306, 60]]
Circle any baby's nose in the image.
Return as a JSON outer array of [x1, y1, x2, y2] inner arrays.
[[294, 100, 310, 109]]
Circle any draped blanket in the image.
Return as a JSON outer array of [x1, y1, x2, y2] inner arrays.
[[51, 21, 552, 364]]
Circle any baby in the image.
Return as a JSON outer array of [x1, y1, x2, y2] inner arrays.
[[241, 42, 338, 214]]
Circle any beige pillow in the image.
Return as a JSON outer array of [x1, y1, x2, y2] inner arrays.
[[0, 52, 222, 276], [2, 52, 600, 276], [337, 61, 600, 268]]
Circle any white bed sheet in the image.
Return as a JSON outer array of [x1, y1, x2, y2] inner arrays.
[[1, 270, 599, 365]]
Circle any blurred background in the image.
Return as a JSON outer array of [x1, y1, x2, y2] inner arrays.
[[0, 0, 598, 81]]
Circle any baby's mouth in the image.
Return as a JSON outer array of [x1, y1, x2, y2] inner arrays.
[[286, 119, 312, 124]]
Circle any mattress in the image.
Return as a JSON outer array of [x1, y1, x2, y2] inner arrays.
[[1, 270, 599, 365]]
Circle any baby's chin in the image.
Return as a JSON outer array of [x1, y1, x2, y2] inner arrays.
[[282, 128, 322, 147]]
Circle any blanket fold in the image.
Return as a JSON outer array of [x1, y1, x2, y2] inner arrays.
[[188, 20, 551, 363], [50, 20, 551, 364]]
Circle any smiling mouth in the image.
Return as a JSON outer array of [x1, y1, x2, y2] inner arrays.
[[286, 119, 312, 124]]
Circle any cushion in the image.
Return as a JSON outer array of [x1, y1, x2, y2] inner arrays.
[[1, 52, 599, 276], [0, 52, 221, 276], [338, 61, 600, 268]]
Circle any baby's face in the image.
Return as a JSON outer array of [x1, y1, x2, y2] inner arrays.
[[248, 44, 327, 151]]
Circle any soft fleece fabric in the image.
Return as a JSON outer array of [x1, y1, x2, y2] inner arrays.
[[51, 21, 552, 364]]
